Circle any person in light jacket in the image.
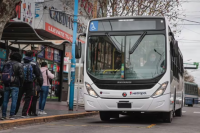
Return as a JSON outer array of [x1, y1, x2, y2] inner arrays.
[[38, 62, 54, 115]]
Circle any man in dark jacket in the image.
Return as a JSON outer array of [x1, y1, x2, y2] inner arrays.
[[15, 51, 43, 117], [1, 52, 24, 120]]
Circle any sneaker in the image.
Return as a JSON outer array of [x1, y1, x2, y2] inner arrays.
[[38, 111, 42, 115], [42, 111, 47, 115], [9, 116, 15, 120], [1, 117, 6, 120]]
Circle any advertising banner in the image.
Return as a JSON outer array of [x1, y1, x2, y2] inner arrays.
[[45, 47, 53, 60], [54, 49, 61, 63], [38, 46, 45, 58]]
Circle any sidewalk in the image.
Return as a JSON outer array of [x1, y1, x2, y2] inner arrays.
[[0, 101, 97, 130], [13, 101, 85, 118]]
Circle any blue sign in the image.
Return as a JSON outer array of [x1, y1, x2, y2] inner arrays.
[[89, 21, 98, 31], [54, 49, 61, 63], [38, 46, 45, 58]]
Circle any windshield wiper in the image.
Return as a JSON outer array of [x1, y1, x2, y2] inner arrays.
[[105, 33, 121, 53], [129, 31, 147, 54]]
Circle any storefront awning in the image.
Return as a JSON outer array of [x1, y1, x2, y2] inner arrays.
[[9, 40, 71, 50], [2, 21, 71, 50], [2, 21, 44, 40]]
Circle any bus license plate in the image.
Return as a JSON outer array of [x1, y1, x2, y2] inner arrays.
[[118, 103, 131, 108]]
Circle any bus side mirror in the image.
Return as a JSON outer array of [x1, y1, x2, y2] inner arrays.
[[75, 41, 82, 59]]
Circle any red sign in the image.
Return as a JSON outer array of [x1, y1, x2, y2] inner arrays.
[[45, 47, 53, 60], [15, 2, 22, 20], [45, 22, 85, 44], [65, 52, 72, 59]]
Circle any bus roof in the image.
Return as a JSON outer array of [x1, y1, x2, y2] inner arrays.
[[90, 16, 166, 21]]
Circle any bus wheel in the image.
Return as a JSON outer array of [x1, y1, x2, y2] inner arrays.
[[175, 108, 182, 117], [163, 111, 173, 123], [99, 111, 110, 121]]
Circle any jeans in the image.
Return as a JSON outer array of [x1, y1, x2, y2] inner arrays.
[[39, 86, 49, 111], [2, 87, 19, 117]]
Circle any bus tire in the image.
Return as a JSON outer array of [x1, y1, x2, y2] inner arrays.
[[99, 111, 110, 121], [163, 111, 173, 123], [175, 108, 182, 117]]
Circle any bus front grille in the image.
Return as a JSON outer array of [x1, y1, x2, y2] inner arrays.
[[95, 83, 156, 90]]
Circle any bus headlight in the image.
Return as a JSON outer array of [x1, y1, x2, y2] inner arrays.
[[85, 82, 99, 98], [152, 82, 168, 98]]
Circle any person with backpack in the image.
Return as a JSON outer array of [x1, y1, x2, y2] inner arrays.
[[1, 52, 24, 120], [15, 51, 43, 117], [39, 62, 54, 115]]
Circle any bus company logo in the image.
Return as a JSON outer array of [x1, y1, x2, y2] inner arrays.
[[130, 92, 147, 95], [122, 92, 127, 97], [100, 91, 110, 95], [117, 81, 132, 84]]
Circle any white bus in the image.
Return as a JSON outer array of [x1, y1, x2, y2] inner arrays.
[[77, 16, 184, 123]]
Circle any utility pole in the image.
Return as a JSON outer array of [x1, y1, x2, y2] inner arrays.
[[69, 0, 78, 111]]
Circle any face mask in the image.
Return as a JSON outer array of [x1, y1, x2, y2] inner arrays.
[[150, 57, 156, 61]]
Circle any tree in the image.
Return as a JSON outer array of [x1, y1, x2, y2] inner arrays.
[[184, 70, 195, 83], [94, 0, 184, 35], [0, 0, 21, 40]]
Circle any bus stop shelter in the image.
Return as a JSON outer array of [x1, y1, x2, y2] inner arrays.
[[1, 21, 71, 101]]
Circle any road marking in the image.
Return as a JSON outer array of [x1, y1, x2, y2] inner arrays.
[[194, 112, 200, 114], [81, 125, 88, 127], [147, 124, 156, 128], [182, 111, 186, 113], [48, 124, 154, 129]]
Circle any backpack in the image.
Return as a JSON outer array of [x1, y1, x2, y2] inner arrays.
[[23, 63, 34, 82], [2, 62, 15, 85]]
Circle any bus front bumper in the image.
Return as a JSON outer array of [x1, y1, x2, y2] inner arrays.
[[84, 94, 171, 112]]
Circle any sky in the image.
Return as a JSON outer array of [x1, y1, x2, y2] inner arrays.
[[175, 0, 200, 85]]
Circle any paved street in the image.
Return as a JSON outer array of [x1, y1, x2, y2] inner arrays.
[[1, 106, 200, 133]]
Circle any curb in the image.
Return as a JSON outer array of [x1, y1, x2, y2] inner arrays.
[[0, 112, 98, 130]]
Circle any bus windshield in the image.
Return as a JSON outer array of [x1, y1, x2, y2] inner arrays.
[[87, 34, 166, 80]]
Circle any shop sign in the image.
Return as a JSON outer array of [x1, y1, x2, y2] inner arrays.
[[45, 47, 54, 60], [54, 49, 61, 63], [49, 9, 87, 33], [45, 23, 85, 43]]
